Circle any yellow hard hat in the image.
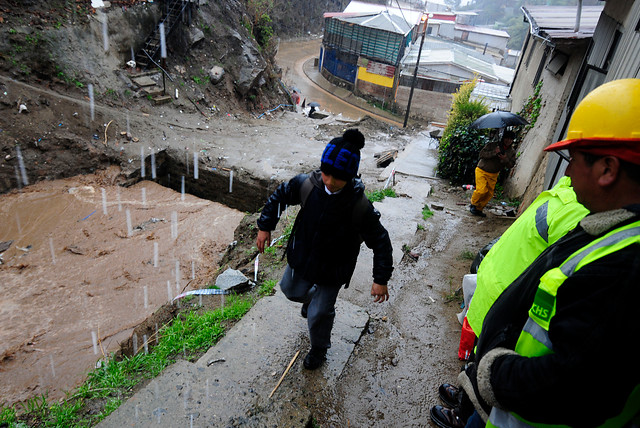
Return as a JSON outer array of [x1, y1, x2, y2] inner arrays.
[[545, 78, 640, 164]]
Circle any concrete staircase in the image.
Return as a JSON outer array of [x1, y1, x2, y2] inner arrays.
[[135, 0, 194, 70]]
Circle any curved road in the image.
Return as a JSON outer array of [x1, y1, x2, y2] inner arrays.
[[277, 39, 403, 126]]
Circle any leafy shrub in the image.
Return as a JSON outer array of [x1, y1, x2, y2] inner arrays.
[[438, 125, 489, 185], [437, 77, 490, 184], [254, 14, 274, 48]]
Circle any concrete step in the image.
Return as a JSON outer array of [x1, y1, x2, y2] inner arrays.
[[152, 95, 172, 106], [98, 290, 369, 427], [132, 75, 158, 88]]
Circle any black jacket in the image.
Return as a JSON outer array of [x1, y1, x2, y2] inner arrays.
[[463, 205, 640, 426], [257, 171, 393, 287]]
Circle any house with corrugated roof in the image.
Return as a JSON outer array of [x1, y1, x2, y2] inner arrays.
[[320, 9, 416, 103], [399, 36, 514, 89]]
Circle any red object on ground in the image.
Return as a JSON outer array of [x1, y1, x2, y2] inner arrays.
[[458, 317, 476, 361]]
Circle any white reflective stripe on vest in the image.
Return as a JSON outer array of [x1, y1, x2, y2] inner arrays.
[[559, 226, 640, 276], [528, 226, 640, 349], [490, 407, 537, 428], [535, 201, 550, 243], [522, 317, 553, 351]]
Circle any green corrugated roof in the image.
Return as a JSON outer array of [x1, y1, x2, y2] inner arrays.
[[336, 11, 413, 36]]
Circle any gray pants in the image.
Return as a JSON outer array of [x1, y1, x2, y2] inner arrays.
[[279, 264, 341, 350]]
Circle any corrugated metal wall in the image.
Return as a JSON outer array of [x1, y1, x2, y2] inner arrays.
[[322, 47, 358, 83], [608, 1, 640, 79], [323, 17, 407, 66], [589, 12, 619, 70]]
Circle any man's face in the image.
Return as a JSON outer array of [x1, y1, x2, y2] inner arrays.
[[321, 171, 347, 193], [502, 137, 514, 148], [565, 150, 597, 211]]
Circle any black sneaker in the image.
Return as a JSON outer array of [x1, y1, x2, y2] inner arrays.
[[469, 205, 486, 217], [303, 347, 327, 370], [301, 302, 309, 319]]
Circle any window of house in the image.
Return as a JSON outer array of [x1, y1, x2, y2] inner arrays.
[[525, 39, 537, 67], [546, 51, 568, 76], [533, 46, 549, 87], [603, 30, 621, 71]]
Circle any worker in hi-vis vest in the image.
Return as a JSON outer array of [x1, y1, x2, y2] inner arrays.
[[431, 78, 640, 428], [466, 175, 589, 337]]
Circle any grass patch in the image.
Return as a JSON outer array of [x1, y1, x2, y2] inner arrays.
[[422, 205, 434, 220], [458, 250, 475, 261], [366, 188, 396, 203], [0, 290, 266, 427], [444, 275, 463, 304]]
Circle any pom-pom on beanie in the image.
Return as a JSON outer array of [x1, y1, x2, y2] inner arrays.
[[320, 129, 365, 181]]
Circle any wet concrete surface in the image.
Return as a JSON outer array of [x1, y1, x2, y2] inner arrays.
[[98, 292, 369, 427], [93, 118, 515, 427]]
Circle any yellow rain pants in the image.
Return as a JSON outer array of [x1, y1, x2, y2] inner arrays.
[[471, 167, 499, 211]]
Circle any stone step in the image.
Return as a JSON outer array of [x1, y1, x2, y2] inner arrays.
[[152, 95, 173, 106]]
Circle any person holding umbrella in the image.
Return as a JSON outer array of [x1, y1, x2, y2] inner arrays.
[[308, 101, 320, 117], [469, 130, 516, 217]]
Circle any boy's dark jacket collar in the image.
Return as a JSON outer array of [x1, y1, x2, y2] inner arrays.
[[308, 169, 365, 195]]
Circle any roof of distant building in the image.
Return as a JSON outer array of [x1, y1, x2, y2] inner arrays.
[[522, 5, 603, 40], [454, 24, 510, 39], [325, 10, 414, 35], [341, 0, 423, 27], [472, 81, 512, 111], [401, 36, 514, 85]]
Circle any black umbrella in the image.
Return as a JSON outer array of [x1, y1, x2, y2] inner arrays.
[[308, 102, 320, 108], [470, 111, 529, 129]]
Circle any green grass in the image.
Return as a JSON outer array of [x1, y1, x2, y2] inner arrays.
[[0, 292, 263, 427], [366, 188, 397, 203], [458, 250, 475, 261], [422, 205, 434, 220]]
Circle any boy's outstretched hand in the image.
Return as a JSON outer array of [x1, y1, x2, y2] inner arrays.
[[371, 283, 389, 302], [256, 230, 271, 253]]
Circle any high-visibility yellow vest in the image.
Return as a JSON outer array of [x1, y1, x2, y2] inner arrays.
[[486, 220, 640, 428], [468, 177, 588, 335]]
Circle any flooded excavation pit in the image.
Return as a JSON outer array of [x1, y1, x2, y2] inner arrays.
[[0, 155, 271, 408]]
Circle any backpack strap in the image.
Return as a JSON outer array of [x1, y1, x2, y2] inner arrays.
[[300, 176, 314, 208], [351, 192, 370, 231]]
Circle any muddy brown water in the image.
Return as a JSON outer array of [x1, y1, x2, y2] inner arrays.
[[0, 167, 244, 406]]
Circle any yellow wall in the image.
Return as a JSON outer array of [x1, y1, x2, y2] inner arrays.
[[357, 67, 394, 88]]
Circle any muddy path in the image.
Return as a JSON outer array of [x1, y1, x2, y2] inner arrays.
[[308, 180, 514, 427]]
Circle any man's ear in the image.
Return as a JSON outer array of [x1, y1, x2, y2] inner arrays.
[[597, 156, 621, 187]]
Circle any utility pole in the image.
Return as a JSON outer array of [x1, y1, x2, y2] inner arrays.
[[403, 13, 430, 128]]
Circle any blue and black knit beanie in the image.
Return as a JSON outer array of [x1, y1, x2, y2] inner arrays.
[[320, 129, 365, 181]]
